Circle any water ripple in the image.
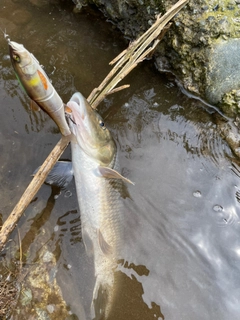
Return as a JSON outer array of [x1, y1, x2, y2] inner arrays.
[[213, 203, 239, 226]]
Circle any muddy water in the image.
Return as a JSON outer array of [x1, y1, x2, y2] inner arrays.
[[1, 1, 240, 319]]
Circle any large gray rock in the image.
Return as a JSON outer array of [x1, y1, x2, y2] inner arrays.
[[73, 0, 240, 116], [206, 39, 240, 114]]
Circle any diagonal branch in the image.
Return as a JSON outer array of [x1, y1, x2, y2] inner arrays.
[[0, 136, 70, 250]]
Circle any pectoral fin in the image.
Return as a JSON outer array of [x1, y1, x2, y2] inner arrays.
[[33, 161, 74, 188], [98, 166, 135, 185], [98, 229, 113, 255], [30, 99, 40, 111], [82, 229, 94, 257]]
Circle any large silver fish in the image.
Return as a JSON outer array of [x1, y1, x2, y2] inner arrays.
[[7, 38, 71, 136], [45, 92, 133, 318]]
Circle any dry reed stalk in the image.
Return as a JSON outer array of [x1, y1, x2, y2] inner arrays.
[[87, 0, 188, 108]]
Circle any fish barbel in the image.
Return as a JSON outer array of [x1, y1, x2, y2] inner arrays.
[[7, 37, 71, 136], [45, 92, 133, 318]]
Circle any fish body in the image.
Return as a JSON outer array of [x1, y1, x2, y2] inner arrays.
[[66, 92, 132, 318], [8, 40, 71, 136]]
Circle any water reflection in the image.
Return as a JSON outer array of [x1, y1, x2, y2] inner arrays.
[[57, 209, 81, 245], [106, 81, 240, 319], [20, 187, 59, 260]]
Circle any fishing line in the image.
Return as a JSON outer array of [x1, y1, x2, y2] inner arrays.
[[0, 27, 11, 43]]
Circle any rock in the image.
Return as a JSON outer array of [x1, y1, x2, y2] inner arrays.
[[205, 39, 240, 113], [155, 0, 240, 115]]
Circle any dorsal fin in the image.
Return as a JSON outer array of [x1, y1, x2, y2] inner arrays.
[[37, 69, 48, 90]]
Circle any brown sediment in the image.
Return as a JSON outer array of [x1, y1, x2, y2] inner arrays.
[[0, 262, 20, 319]]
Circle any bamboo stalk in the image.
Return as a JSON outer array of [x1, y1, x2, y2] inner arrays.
[[0, 0, 188, 252]]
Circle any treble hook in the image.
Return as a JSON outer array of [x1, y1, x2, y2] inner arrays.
[[65, 112, 76, 125]]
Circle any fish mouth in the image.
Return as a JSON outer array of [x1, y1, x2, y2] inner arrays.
[[66, 99, 90, 150], [68, 92, 88, 118], [66, 92, 89, 127], [8, 41, 25, 53], [66, 100, 86, 126]]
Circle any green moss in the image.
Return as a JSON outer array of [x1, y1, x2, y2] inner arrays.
[[221, 90, 240, 116], [201, 2, 240, 39]]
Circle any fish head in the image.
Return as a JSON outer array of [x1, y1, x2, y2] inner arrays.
[[8, 41, 36, 75], [67, 92, 116, 166]]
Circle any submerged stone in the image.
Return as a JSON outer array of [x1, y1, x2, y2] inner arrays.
[[13, 246, 71, 320]]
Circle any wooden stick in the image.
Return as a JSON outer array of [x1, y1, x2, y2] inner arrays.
[[0, 136, 70, 251], [0, 0, 188, 252]]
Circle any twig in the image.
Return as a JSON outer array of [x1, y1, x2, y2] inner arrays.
[[0, 136, 70, 251], [104, 84, 130, 97], [0, 0, 188, 252], [17, 229, 22, 270]]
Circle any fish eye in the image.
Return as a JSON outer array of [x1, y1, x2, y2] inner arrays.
[[13, 54, 20, 63], [99, 120, 106, 130]]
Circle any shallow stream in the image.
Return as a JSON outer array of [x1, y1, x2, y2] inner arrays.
[[1, 1, 240, 319]]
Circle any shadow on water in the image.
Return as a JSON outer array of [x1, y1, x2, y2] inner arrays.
[[1, 0, 240, 320], [20, 186, 59, 259], [111, 262, 165, 320]]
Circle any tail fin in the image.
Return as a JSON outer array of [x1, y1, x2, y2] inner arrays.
[[91, 278, 112, 320]]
